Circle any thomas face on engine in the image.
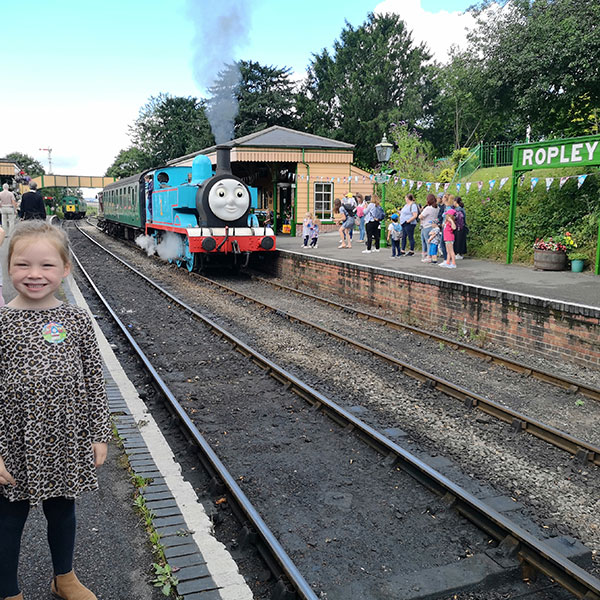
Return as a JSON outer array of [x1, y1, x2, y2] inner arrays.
[[208, 179, 250, 221]]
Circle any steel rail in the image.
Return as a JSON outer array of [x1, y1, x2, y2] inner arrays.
[[72, 226, 600, 600], [188, 274, 600, 466], [252, 275, 600, 403], [69, 247, 318, 600]]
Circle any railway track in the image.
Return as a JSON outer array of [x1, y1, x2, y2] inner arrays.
[[70, 222, 600, 600], [183, 271, 600, 467]]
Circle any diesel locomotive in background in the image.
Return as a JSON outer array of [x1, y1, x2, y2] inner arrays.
[[98, 146, 276, 271]]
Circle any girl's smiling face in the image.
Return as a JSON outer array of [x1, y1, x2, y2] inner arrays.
[[9, 238, 71, 308]]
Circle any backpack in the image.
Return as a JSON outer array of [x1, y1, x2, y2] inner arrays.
[[342, 202, 356, 218], [373, 205, 385, 221], [391, 223, 403, 241], [455, 209, 465, 230]]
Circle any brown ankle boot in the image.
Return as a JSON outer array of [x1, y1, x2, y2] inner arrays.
[[51, 571, 96, 600], [4, 593, 24, 600]]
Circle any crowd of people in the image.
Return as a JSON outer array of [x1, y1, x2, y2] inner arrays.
[[323, 191, 468, 268]]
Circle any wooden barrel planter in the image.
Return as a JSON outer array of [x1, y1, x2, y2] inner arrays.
[[533, 249, 566, 271]]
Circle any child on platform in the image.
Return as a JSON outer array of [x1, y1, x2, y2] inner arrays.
[[309, 218, 320, 248], [427, 223, 442, 264], [0, 221, 111, 600], [301, 212, 313, 248], [440, 208, 457, 268], [386, 213, 403, 258]]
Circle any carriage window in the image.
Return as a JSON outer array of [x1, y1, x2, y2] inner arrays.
[[314, 183, 333, 220], [157, 172, 169, 185]]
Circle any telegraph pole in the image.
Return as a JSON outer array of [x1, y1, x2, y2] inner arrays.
[[39, 147, 53, 174]]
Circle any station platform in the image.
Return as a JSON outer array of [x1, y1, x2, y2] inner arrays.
[[276, 232, 600, 310], [0, 233, 252, 598]]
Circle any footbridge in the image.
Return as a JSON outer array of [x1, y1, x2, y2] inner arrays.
[[19, 174, 116, 192]]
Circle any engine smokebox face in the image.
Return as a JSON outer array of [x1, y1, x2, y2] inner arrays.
[[197, 174, 251, 227]]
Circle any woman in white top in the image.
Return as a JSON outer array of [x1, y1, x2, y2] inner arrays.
[[399, 194, 419, 256], [418, 194, 439, 261]]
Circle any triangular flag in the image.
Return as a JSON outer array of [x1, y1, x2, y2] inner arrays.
[[559, 176, 569, 189], [456, 182, 461, 192], [394, 177, 398, 184], [545, 177, 554, 191], [355, 176, 359, 182], [401, 179, 407, 187], [417, 181, 423, 190], [426, 182, 432, 191], [578, 174, 588, 189], [435, 182, 440, 192], [444, 182, 450, 191], [489, 179, 496, 191], [465, 182, 472, 194], [499, 177, 509, 189], [477, 181, 483, 192], [519, 175, 525, 186], [409, 180, 414, 190], [531, 177, 539, 190]]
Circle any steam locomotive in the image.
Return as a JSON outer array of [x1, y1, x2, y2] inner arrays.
[[99, 146, 276, 271]]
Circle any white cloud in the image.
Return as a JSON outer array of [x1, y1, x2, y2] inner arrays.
[[374, 0, 475, 64]]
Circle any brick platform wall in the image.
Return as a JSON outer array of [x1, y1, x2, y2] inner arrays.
[[262, 251, 600, 368]]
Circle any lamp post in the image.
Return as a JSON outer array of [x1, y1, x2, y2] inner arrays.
[[375, 134, 393, 248]]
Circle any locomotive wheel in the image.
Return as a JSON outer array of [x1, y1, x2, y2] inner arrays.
[[176, 236, 196, 272]]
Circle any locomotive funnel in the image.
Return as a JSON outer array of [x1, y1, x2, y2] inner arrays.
[[215, 146, 232, 175]]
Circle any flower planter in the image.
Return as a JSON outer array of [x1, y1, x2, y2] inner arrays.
[[533, 249, 566, 271], [571, 259, 585, 273]]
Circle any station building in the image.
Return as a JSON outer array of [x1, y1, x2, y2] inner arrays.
[[168, 126, 375, 235]]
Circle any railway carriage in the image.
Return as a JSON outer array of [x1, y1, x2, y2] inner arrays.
[[99, 146, 276, 271]]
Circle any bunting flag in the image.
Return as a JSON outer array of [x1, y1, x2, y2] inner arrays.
[[394, 177, 399, 184], [417, 181, 423, 190], [435, 182, 440, 192], [477, 181, 483, 192], [559, 176, 569, 189], [519, 175, 525, 186], [401, 178, 407, 187], [578, 174, 588, 189], [465, 182, 472, 194], [444, 182, 450, 191], [409, 180, 414, 190], [489, 179, 496, 191], [545, 177, 554, 191], [499, 177, 509, 190], [456, 182, 461, 192], [531, 177, 539, 190], [355, 176, 359, 182], [426, 182, 432, 191]]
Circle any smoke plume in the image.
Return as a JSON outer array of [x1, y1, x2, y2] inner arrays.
[[187, 0, 252, 143]]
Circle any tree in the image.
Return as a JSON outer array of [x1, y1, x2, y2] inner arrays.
[[466, 0, 600, 139], [105, 147, 154, 178], [207, 60, 298, 140], [4, 152, 45, 176], [130, 94, 214, 166], [297, 12, 433, 167]]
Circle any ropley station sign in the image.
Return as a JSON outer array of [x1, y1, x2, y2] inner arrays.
[[514, 136, 600, 171]]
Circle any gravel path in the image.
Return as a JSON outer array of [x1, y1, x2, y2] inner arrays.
[[72, 224, 600, 580]]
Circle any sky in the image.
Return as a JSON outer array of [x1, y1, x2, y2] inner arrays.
[[1, 0, 475, 191]]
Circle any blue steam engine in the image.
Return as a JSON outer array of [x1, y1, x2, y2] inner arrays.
[[100, 146, 276, 271]]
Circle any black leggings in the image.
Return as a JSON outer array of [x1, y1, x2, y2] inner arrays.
[[0, 496, 76, 597], [365, 221, 380, 250]]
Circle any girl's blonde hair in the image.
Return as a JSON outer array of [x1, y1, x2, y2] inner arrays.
[[8, 221, 71, 268]]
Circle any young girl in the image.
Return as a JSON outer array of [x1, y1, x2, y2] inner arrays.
[[0, 221, 111, 600], [440, 208, 457, 268], [301, 212, 313, 248], [309, 218, 320, 248]]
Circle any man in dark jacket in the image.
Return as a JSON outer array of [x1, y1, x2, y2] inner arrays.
[[19, 182, 46, 220]]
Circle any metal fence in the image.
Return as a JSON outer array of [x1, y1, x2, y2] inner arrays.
[[477, 142, 516, 168]]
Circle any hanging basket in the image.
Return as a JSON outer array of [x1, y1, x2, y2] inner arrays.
[[533, 249, 566, 271]]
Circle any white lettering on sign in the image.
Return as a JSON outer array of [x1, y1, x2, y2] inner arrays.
[[547, 147, 559, 163], [560, 145, 569, 163], [571, 143, 583, 162], [523, 149, 533, 166], [586, 141, 599, 160]]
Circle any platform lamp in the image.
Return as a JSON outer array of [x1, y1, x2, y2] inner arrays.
[[375, 134, 393, 247]]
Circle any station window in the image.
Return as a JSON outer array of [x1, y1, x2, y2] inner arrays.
[[314, 183, 333, 220]]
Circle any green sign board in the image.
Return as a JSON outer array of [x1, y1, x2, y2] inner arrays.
[[513, 135, 600, 172]]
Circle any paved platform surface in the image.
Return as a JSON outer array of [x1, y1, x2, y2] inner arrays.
[[0, 229, 252, 599], [277, 232, 600, 309]]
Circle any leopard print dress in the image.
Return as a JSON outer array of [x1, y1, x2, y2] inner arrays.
[[0, 303, 112, 506]]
